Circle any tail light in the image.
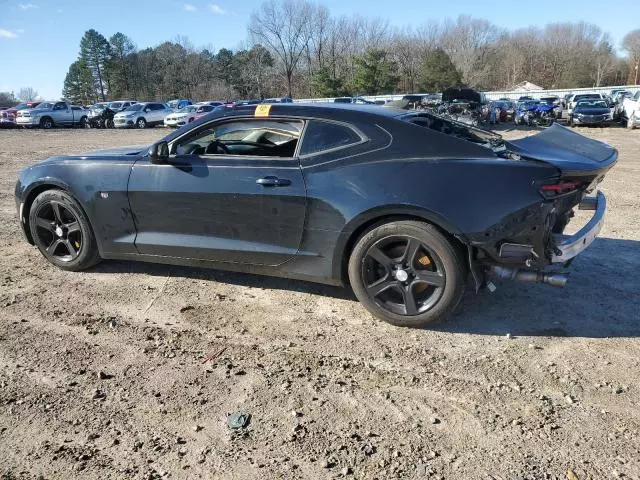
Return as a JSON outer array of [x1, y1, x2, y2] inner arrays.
[[539, 180, 582, 198]]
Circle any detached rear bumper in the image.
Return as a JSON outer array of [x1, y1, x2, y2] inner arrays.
[[551, 191, 605, 263]]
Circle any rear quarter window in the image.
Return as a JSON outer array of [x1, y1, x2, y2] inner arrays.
[[300, 120, 362, 155]]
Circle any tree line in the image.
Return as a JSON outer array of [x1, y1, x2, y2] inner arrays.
[[55, 0, 640, 104]]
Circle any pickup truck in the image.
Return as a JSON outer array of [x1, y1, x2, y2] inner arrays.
[[16, 101, 88, 129], [621, 91, 640, 129]]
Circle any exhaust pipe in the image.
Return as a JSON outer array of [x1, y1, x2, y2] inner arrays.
[[490, 266, 568, 287]]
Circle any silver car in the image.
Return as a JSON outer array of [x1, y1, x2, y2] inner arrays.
[[113, 102, 171, 128]]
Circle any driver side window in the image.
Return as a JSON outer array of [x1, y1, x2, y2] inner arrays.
[[173, 119, 304, 158]]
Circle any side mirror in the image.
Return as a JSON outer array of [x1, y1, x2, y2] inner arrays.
[[149, 141, 170, 164]]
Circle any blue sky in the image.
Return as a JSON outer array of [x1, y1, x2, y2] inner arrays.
[[1, 0, 638, 99]]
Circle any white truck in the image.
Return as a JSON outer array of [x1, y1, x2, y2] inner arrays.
[[16, 101, 88, 129], [621, 91, 640, 129]]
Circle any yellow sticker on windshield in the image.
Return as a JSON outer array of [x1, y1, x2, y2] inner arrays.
[[255, 104, 272, 117]]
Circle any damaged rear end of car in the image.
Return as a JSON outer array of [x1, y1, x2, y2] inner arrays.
[[401, 111, 615, 291], [474, 123, 615, 288]]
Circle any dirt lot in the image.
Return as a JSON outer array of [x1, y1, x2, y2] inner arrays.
[[0, 125, 639, 480]]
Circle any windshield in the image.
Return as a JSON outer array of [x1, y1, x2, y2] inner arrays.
[[167, 100, 180, 109], [576, 100, 608, 109], [36, 102, 53, 109], [14, 103, 31, 110], [108, 102, 123, 109], [124, 103, 144, 112], [575, 94, 599, 101], [179, 105, 198, 113]]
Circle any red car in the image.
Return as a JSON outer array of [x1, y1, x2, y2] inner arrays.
[[6, 101, 41, 118]]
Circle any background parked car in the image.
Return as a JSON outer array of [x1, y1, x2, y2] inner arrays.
[[622, 91, 640, 129], [333, 96, 375, 104], [113, 102, 171, 128], [569, 99, 613, 127], [164, 104, 215, 128], [107, 100, 137, 112], [87, 102, 110, 124], [16, 101, 88, 129], [0, 108, 16, 128], [167, 99, 192, 111], [567, 93, 603, 115], [196, 101, 224, 107], [6, 101, 41, 119], [262, 97, 293, 103]]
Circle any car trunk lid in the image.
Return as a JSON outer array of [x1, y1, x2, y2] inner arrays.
[[505, 123, 617, 176]]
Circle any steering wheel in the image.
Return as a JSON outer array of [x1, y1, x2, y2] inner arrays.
[[205, 140, 230, 155]]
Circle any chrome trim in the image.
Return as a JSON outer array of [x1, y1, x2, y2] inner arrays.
[[552, 191, 606, 263]]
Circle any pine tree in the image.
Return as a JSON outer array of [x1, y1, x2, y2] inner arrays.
[[418, 48, 462, 92], [351, 49, 397, 95], [80, 29, 111, 101], [62, 60, 94, 105]]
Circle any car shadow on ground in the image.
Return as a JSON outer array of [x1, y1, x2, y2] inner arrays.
[[441, 237, 640, 338], [93, 259, 354, 300], [94, 237, 639, 338]]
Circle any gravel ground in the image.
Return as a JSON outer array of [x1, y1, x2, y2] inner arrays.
[[0, 125, 639, 480]]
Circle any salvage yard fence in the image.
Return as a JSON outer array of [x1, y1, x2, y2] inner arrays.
[[294, 84, 640, 104]]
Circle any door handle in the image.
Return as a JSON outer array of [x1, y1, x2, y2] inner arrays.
[[256, 176, 291, 187]]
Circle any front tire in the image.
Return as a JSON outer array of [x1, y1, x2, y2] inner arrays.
[[40, 117, 53, 129], [28, 190, 101, 271], [136, 117, 147, 129], [348, 220, 466, 328]]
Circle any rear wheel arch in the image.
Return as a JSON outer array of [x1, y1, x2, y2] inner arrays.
[[337, 209, 468, 286]]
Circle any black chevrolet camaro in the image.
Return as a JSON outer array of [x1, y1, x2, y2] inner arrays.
[[15, 103, 615, 328]]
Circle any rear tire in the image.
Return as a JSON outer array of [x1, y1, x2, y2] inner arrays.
[[28, 190, 101, 271], [348, 220, 466, 328]]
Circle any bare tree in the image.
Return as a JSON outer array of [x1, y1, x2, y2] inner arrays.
[[441, 15, 502, 88], [249, 0, 313, 97], [17, 87, 38, 101], [591, 34, 616, 86], [622, 29, 640, 84]]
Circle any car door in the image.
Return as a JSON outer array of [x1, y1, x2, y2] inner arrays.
[[127, 117, 307, 266], [52, 102, 72, 125]]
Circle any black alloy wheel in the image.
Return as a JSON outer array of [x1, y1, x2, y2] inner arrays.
[[29, 190, 101, 271], [361, 236, 445, 315], [348, 221, 466, 328]]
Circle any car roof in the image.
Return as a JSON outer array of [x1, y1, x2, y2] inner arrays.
[[230, 102, 407, 119], [161, 103, 408, 144]]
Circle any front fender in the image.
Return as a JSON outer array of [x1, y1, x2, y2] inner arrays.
[[16, 158, 138, 256]]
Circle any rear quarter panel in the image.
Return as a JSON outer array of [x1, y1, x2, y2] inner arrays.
[[299, 117, 559, 281]]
